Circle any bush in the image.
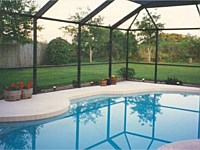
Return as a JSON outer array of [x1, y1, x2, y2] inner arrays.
[[72, 80, 78, 88], [47, 37, 73, 65], [165, 77, 183, 85], [117, 67, 135, 79]]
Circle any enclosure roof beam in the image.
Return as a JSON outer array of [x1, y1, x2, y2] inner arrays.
[[111, 5, 144, 29], [80, 0, 114, 24], [127, 12, 139, 30], [3, 9, 200, 31], [129, 0, 200, 8], [145, 8, 158, 29], [35, 0, 58, 18], [196, 4, 200, 18]]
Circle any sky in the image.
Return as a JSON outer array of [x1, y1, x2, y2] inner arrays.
[[35, 0, 200, 42]]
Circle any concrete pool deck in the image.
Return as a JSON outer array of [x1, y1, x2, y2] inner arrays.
[[158, 139, 200, 149], [0, 81, 199, 123]]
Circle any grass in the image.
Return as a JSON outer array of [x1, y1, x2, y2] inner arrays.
[[0, 63, 199, 92]]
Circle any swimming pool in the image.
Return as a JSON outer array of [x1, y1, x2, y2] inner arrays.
[[0, 92, 199, 149]]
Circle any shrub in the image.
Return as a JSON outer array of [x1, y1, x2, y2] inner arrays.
[[117, 67, 135, 79], [72, 80, 78, 88], [165, 77, 183, 85], [47, 37, 73, 65]]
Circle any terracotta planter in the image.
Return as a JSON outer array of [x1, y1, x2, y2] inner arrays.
[[4, 90, 22, 101], [22, 88, 33, 99], [111, 77, 117, 85], [99, 80, 107, 86]]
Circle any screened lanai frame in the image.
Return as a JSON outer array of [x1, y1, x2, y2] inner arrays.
[[3, 0, 200, 93]]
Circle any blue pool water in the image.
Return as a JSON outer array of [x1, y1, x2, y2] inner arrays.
[[0, 92, 199, 149]]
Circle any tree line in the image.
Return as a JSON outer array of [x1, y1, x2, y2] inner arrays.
[[47, 9, 200, 64], [1, 1, 200, 65]]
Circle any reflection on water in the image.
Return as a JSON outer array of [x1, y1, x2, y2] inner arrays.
[[0, 126, 42, 150], [0, 93, 199, 149], [127, 94, 162, 126]]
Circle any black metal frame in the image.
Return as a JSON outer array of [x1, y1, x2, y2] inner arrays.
[[109, 28, 113, 78], [77, 0, 114, 87], [33, 0, 58, 93], [4, 0, 200, 92], [77, 24, 82, 88]]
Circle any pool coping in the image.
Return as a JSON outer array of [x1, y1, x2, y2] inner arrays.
[[0, 81, 199, 122], [158, 139, 200, 149]]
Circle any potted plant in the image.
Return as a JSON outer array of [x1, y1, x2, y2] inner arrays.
[[99, 78, 107, 86], [4, 81, 24, 101], [21, 81, 33, 99], [111, 75, 117, 85]]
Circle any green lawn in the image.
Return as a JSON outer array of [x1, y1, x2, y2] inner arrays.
[[0, 63, 199, 92]]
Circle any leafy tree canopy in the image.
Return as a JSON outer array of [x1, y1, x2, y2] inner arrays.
[[159, 33, 200, 62], [135, 12, 164, 62], [61, 8, 138, 62], [0, 0, 37, 44], [135, 12, 164, 44]]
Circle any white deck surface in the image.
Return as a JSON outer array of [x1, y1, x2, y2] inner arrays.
[[0, 81, 199, 122], [159, 139, 200, 149]]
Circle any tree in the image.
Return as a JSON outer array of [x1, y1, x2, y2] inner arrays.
[[89, 27, 109, 61], [60, 8, 105, 63], [159, 33, 184, 62], [129, 31, 139, 60], [159, 33, 200, 63], [135, 12, 164, 63], [110, 30, 138, 61], [0, 0, 37, 44], [112, 30, 125, 61], [61, 8, 138, 63], [181, 35, 200, 62]]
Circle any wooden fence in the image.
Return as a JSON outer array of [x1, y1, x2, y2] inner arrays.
[[0, 43, 47, 68]]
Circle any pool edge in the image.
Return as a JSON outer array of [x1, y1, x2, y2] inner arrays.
[[0, 81, 199, 123]]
